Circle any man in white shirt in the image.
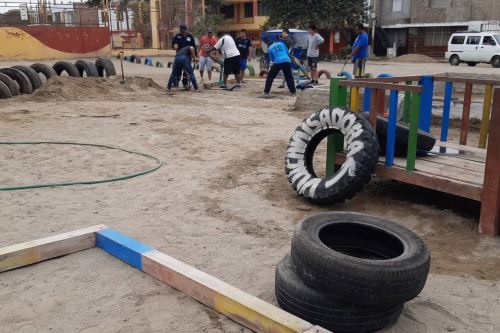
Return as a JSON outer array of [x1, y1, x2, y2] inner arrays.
[[306, 24, 324, 85], [209, 32, 241, 89]]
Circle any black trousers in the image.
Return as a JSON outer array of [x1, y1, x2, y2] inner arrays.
[[264, 62, 296, 94]]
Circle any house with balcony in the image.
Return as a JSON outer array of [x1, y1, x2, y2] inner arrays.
[[220, 1, 268, 41], [374, 0, 500, 58]]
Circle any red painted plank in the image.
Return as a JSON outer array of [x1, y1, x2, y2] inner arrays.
[[479, 88, 500, 235], [460, 82, 473, 145]]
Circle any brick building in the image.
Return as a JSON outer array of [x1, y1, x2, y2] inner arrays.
[[373, 0, 500, 58]]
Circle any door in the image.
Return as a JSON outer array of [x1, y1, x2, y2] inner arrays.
[[463, 35, 481, 62], [478, 35, 499, 62]]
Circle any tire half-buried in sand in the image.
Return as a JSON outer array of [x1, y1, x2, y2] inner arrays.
[[285, 107, 379, 204]]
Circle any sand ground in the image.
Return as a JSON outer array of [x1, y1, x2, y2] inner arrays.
[[0, 59, 500, 333]]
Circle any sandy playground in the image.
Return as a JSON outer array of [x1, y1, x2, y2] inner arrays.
[[0, 58, 500, 333]]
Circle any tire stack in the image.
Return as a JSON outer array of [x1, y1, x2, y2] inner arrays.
[[276, 212, 430, 333], [0, 58, 116, 99]]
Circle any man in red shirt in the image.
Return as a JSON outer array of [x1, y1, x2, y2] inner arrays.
[[198, 28, 218, 83]]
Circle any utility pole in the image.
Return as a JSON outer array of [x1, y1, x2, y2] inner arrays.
[[370, 0, 377, 57]]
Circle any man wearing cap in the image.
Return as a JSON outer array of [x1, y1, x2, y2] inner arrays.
[[171, 24, 197, 88], [198, 28, 218, 83]]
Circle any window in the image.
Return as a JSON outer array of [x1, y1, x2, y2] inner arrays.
[[392, 0, 402, 12], [244, 2, 253, 18], [450, 36, 465, 44], [466, 36, 481, 45], [495, 35, 500, 44], [258, 1, 268, 16], [424, 27, 454, 46], [221, 4, 235, 19], [483, 36, 497, 46]]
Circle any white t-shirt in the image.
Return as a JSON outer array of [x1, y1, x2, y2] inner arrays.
[[214, 35, 240, 59]]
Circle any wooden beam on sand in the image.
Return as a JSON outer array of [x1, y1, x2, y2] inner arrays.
[[0, 227, 331, 333], [0, 225, 107, 272]]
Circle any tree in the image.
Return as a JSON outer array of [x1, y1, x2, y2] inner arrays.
[[261, 0, 367, 30]]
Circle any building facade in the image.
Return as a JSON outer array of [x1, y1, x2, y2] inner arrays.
[[374, 0, 500, 58]]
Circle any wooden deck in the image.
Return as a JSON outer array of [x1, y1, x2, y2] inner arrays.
[[379, 142, 486, 202]]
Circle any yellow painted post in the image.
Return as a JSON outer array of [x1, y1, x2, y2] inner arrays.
[[350, 86, 359, 112], [479, 84, 493, 148]]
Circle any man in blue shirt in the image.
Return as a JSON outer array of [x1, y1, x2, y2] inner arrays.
[[350, 24, 369, 78], [263, 38, 296, 97], [171, 24, 197, 88]]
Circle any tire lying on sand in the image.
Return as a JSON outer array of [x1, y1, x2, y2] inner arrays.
[[318, 69, 331, 79], [30, 63, 57, 80], [285, 107, 379, 205], [0, 72, 19, 96], [246, 63, 255, 76], [0, 80, 12, 99], [95, 58, 117, 77], [12, 65, 43, 90], [360, 113, 436, 156], [75, 60, 99, 77], [53, 61, 81, 77], [276, 255, 403, 333], [291, 212, 431, 307], [129, 55, 141, 64], [0, 68, 33, 94]]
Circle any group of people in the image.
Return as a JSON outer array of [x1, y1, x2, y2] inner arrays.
[[166, 23, 370, 96]]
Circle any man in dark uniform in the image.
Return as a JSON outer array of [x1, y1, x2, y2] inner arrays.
[[171, 24, 197, 88]]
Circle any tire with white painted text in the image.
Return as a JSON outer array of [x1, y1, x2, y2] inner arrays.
[[285, 107, 379, 205], [276, 254, 403, 333], [291, 212, 431, 307]]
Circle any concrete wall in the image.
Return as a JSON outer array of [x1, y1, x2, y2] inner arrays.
[[379, 0, 412, 25], [411, 0, 500, 23]]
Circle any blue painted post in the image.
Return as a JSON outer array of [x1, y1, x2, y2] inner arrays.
[[386, 90, 399, 166], [363, 88, 372, 112], [419, 75, 434, 132], [441, 81, 453, 142]]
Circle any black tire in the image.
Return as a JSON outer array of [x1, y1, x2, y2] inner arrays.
[[30, 63, 57, 80], [276, 255, 403, 333], [259, 69, 268, 77], [466, 62, 478, 67], [167, 61, 173, 68], [491, 56, 500, 68], [0, 72, 19, 96], [0, 80, 12, 99], [285, 107, 379, 205], [291, 212, 430, 307], [318, 69, 331, 79], [360, 113, 436, 156], [11, 65, 43, 90], [449, 55, 460, 66], [53, 61, 81, 77], [0, 68, 33, 94], [75, 60, 99, 77], [95, 58, 116, 77], [129, 55, 141, 64]]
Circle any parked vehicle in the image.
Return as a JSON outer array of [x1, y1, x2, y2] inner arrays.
[[445, 31, 500, 68]]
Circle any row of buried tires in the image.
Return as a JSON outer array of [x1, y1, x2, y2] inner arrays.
[[276, 212, 430, 332], [0, 58, 116, 99]]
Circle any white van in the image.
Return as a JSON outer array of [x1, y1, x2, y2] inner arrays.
[[445, 32, 500, 68]]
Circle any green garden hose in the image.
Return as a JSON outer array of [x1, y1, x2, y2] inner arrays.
[[0, 141, 163, 191]]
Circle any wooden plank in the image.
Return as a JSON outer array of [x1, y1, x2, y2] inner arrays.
[[437, 142, 487, 158], [339, 80, 422, 92], [419, 76, 433, 132], [440, 81, 453, 142], [141, 250, 330, 333], [479, 84, 493, 148], [363, 87, 372, 112], [479, 88, 500, 235], [460, 82, 473, 145], [434, 75, 500, 86], [407, 92, 421, 171], [369, 89, 378, 129], [0, 225, 107, 272], [418, 155, 485, 174], [377, 89, 385, 115], [326, 77, 347, 176], [350, 86, 359, 112], [353, 75, 422, 83], [385, 90, 398, 166]]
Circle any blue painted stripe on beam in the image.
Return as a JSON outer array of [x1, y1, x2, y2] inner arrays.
[[441, 81, 453, 142], [386, 90, 399, 166], [96, 229, 153, 270], [363, 88, 372, 112]]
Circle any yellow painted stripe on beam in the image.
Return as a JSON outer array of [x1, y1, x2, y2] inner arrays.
[[0, 225, 107, 272], [141, 250, 331, 333], [350, 87, 359, 112], [479, 84, 493, 148]]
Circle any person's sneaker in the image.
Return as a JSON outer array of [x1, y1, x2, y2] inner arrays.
[[194, 89, 202, 93], [291, 92, 297, 97], [262, 93, 271, 98], [165, 88, 172, 93]]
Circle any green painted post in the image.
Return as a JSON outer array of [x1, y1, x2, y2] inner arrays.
[[326, 77, 348, 177], [406, 92, 421, 172]]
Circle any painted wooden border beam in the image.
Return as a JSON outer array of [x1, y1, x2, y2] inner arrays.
[[0, 224, 107, 272], [94, 228, 333, 333]]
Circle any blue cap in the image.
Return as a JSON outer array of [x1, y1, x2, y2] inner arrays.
[[180, 24, 187, 30]]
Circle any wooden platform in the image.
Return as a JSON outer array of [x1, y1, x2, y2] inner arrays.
[[379, 142, 486, 202]]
